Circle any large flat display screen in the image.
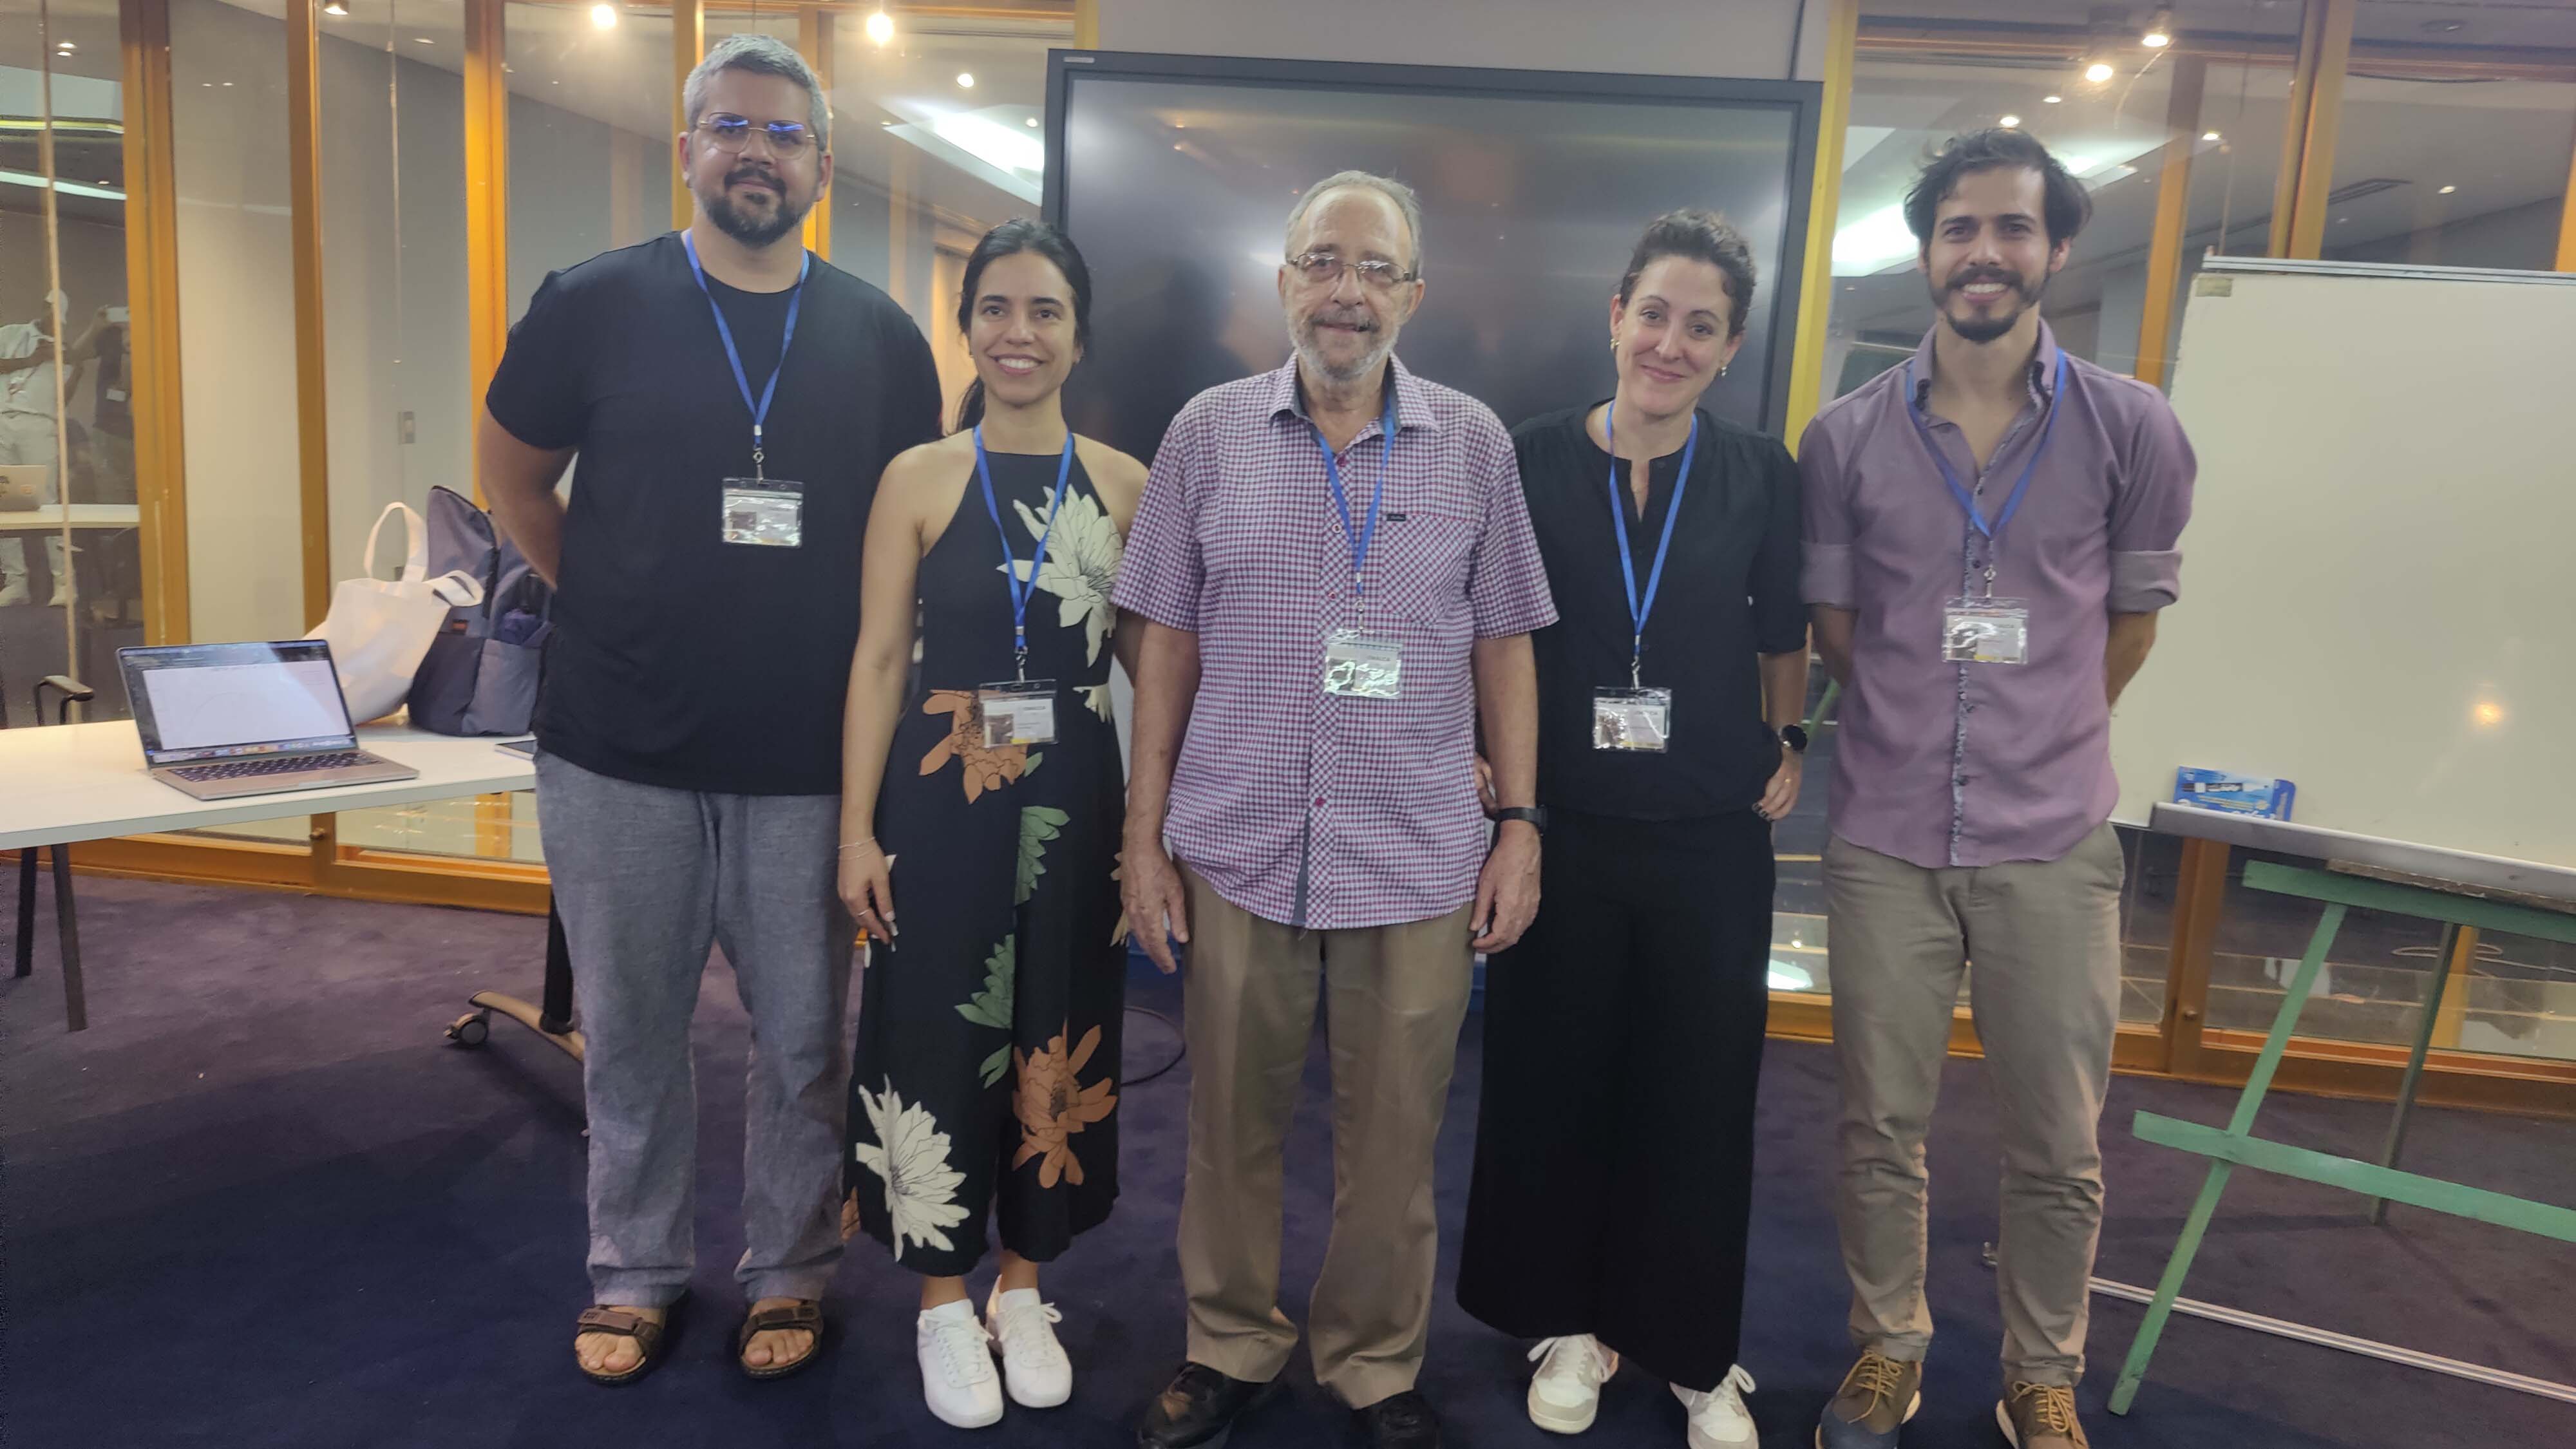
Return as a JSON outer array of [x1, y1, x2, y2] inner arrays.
[[1048, 53, 1819, 460]]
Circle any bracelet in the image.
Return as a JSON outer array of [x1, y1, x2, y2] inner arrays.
[[838, 837, 880, 853]]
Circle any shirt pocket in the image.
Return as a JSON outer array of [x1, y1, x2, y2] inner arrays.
[[1367, 510, 1477, 624]]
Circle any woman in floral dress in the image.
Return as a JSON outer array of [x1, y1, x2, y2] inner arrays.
[[835, 220, 1146, 1428]]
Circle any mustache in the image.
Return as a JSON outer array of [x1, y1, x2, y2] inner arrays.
[[1943, 266, 2029, 294], [1305, 310, 1378, 334], [726, 164, 782, 192]]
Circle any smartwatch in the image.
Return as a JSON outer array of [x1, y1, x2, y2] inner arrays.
[[1780, 724, 1810, 755], [1490, 806, 1549, 835]]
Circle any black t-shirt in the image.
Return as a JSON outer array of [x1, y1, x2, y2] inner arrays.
[[1513, 404, 1806, 820], [486, 233, 941, 794]]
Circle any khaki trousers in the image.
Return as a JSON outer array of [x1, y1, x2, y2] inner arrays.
[[1175, 868, 1475, 1408], [1824, 826, 2124, 1387]]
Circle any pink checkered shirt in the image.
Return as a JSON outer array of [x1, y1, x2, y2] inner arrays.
[[1114, 355, 1557, 931]]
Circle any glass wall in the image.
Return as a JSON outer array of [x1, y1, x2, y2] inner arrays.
[[831, 9, 1062, 422], [504, 0, 670, 319], [2320, 70, 2575, 272], [0, 0, 142, 727]]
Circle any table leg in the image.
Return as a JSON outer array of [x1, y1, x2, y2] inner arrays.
[[50, 844, 86, 1032], [2371, 921, 2458, 1226], [15, 848, 33, 977]]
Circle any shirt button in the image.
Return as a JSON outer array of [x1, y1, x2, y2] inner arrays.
[[1953, 776, 1967, 787]]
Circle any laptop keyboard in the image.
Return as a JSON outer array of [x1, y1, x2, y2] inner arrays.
[[172, 751, 373, 782]]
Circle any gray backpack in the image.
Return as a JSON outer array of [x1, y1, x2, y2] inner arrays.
[[408, 485, 553, 735]]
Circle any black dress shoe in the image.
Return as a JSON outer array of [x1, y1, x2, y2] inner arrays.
[[1354, 1390, 1441, 1448], [1139, 1362, 1267, 1448]]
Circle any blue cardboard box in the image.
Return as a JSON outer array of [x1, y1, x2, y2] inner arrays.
[[2172, 768, 2296, 820]]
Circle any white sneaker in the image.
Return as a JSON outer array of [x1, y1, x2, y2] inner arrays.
[[916, 1300, 1005, 1428], [1527, 1334, 1619, 1434], [0, 578, 27, 607], [1672, 1364, 1757, 1448], [985, 1284, 1072, 1408]]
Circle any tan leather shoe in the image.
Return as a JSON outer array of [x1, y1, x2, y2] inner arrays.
[[1996, 1381, 2089, 1448]]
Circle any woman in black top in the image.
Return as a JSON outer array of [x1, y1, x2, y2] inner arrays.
[[1457, 211, 1807, 1448]]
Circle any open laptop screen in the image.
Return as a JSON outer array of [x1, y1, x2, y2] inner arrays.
[[118, 641, 358, 765]]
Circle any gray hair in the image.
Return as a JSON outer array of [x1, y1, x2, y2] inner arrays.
[[683, 33, 830, 149], [1286, 171, 1424, 278]]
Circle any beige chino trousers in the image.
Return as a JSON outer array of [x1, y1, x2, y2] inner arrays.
[[1173, 867, 1475, 1408], [1824, 825, 2125, 1387]]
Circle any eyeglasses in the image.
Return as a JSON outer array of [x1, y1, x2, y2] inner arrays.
[[1287, 251, 1416, 290], [697, 114, 815, 155]]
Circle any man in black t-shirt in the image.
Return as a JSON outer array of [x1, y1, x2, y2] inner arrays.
[[478, 32, 940, 1386]]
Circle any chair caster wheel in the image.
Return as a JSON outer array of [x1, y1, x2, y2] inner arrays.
[[446, 1011, 491, 1047]]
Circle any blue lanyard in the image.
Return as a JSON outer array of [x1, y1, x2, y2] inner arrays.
[[974, 425, 1078, 679], [1314, 384, 1399, 616], [1903, 346, 2066, 571], [1603, 402, 1699, 687], [682, 229, 808, 479]]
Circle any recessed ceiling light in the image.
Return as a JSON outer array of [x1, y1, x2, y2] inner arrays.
[[1023, 117, 1038, 128], [2202, 130, 2221, 141], [2084, 61, 2116, 83], [866, 9, 893, 46], [956, 72, 975, 89], [412, 35, 433, 44], [2439, 184, 2457, 194], [591, 3, 616, 28], [2142, 8, 2174, 48], [2000, 114, 2022, 128], [2043, 95, 2062, 104], [322, 0, 348, 13]]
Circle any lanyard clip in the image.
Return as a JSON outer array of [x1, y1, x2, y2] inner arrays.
[[1014, 630, 1028, 683], [1631, 635, 1643, 689], [1982, 564, 1998, 598]]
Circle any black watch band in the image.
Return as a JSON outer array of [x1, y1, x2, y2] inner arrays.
[[1781, 724, 1810, 755], [1491, 806, 1548, 834]]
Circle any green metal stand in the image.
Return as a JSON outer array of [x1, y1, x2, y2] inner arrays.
[[2108, 861, 2576, 1416]]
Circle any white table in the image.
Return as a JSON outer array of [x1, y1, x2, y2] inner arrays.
[[0, 504, 141, 533], [3, 720, 536, 1031]]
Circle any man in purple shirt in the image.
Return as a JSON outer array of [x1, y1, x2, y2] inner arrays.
[[1799, 130, 2195, 1449], [1115, 170, 1557, 1449]]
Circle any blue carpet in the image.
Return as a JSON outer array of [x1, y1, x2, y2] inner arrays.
[[4, 875, 2571, 1448]]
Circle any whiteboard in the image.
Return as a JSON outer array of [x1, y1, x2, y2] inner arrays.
[[2110, 258, 2576, 871]]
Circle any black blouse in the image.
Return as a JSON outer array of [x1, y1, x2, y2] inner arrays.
[[1513, 404, 1806, 821]]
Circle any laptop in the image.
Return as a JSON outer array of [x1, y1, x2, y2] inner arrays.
[[118, 640, 421, 800], [0, 464, 46, 511]]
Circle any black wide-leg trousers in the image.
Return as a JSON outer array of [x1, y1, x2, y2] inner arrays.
[[1457, 807, 1775, 1392]]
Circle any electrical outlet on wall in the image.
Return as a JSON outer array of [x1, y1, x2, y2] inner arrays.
[[399, 410, 416, 444]]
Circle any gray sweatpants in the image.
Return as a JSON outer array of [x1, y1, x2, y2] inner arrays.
[[1824, 824, 2125, 1388], [537, 753, 855, 1308]]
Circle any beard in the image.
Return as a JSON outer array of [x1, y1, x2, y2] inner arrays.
[[701, 164, 809, 247], [1933, 265, 2046, 344], [1291, 310, 1394, 384]]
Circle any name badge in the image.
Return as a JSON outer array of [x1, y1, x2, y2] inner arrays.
[[1942, 596, 2030, 665], [1592, 687, 1672, 751], [978, 679, 1058, 746], [1322, 629, 1403, 699], [721, 478, 804, 547]]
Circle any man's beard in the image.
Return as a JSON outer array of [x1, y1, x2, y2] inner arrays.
[[1933, 265, 2045, 344], [1291, 312, 1394, 384], [701, 166, 808, 247]]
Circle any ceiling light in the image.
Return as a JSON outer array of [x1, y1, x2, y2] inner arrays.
[[412, 35, 433, 44], [2000, 114, 2022, 128], [866, 8, 893, 46], [2043, 94, 2062, 104], [956, 72, 975, 89], [323, 0, 347, 13], [2142, 9, 2174, 48], [2084, 61, 2116, 83], [2202, 130, 2221, 141], [2439, 184, 2456, 194], [932, 111, 1041, 175], [591, 3, 616, 28], [1023, 117, 1039, 128]]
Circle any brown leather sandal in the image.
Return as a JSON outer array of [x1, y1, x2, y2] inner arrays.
[[574, 1303, 676, 1387], [737, 1299, 826, 1381]]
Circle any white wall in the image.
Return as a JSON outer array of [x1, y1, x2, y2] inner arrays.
[[1095, 0, 1819, 81]]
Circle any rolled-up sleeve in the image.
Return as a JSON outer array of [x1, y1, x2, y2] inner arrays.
[[1797, 415, 1857, 609], [2107, 393, 2197, 613], [1112, 399, 1206, 631], [1467, 435, 1558, 639]]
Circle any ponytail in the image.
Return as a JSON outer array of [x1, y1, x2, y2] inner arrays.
[[948, 218, 1094, 436], [954, 378, 987, 435]]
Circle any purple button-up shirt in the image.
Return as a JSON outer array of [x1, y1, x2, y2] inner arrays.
[[1799, 322, 2195, 869], [1113, 355, 1558, 930]]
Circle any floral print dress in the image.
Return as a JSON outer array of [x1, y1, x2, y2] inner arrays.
[[844, 446, 1129, 1275]]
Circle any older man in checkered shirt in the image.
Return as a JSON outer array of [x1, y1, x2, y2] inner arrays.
[[1115, 171, 1557, 1449]]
